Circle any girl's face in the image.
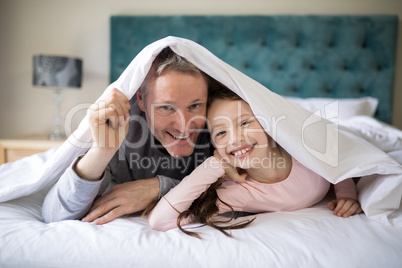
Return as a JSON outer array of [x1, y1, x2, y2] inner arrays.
[[207, 99, 273, 169]]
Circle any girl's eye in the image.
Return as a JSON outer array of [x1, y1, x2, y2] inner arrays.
[[241, 120, 251, 127]]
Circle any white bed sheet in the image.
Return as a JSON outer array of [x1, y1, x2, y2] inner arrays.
[[1, 185, 402, 268], [1, 37, 402, 227], [1, 139, 402, 268]]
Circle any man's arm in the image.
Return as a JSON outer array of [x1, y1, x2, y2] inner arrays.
[[79, 174, 180, 225], [81, 177, 160, 224], [42, 88, 132, 222], [158, 175, 181, 196], [76, 88, 131, 182], [41, 155, 108, 223]]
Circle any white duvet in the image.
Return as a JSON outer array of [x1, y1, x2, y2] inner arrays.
[[0, 36, 401, 225], [0, 36, 402, 267], [1, 148, 402, 267]]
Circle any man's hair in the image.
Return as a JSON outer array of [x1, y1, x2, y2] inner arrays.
[[138, 47, 209, 101]]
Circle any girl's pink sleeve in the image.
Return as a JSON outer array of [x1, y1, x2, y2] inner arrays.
[[148, 157, 225, 231], [334, 178, 358, 200]]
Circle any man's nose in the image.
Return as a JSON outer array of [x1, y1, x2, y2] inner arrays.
[[172, 109, 192, 133]]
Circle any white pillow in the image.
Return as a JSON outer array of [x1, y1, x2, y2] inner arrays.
[[285, 96, 379, 120]]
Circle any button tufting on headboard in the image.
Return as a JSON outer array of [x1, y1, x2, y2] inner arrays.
[[324, 87, 332, 96], [377, 64, 382, 72], [110, 15, 398, 123]]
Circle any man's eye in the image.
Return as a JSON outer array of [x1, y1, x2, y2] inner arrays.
[[161, 105, 173, 110], [216, 130, 226, 137], [154, 105, 177, 116], [189, 103, 200, 109]]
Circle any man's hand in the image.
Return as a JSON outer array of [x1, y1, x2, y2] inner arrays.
[[328, 198, 363, 218], [81, 178, 160, 225], [88, 88, 131, 151], [74, 88, 131, 181], [213, 150, 247, 183]]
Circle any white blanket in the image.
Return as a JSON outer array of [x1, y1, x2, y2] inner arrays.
[[1, 169, 401, 267], [0, 36, 401, 226]]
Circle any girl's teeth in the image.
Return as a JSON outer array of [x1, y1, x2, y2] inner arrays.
[[234, 147, 251, 156]]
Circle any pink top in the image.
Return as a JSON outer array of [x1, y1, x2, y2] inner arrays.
[[148, 157, 358, 231]]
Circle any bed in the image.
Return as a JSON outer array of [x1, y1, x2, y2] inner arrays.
[[1, 15, 402, 267]]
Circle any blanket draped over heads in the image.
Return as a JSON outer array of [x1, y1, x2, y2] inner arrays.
[[0, 36, 401, 226]]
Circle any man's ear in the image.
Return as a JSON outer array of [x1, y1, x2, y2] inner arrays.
[[137, 92, 145, 111]]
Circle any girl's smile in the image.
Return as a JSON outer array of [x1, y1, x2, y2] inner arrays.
[[207, 98, 291, 183], [229, 144, 255, 159]]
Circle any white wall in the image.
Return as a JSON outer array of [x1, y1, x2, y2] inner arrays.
[[0, 0, 401, 138]]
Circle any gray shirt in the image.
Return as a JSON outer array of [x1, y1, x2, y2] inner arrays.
[[42, 96, 213, 223]]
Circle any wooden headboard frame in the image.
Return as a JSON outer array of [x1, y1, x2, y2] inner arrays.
[[110, 15, 398, 123]]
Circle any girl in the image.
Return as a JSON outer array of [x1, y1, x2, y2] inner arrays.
[[146, 86, 362, 238]]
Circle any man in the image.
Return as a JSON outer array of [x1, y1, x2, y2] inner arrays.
[[42, 47, 214, 224]]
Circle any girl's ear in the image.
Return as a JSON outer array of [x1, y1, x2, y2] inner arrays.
[[137, 92, 145, 112]]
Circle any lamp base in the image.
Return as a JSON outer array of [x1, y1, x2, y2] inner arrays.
[[50, 88, 66, 141], [49, 133, 66, 141]]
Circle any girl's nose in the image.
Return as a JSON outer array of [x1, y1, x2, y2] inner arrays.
[[229, 128, 244, 146]]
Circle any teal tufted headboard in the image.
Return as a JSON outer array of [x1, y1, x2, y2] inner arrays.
[[110, 15, 398, 123]]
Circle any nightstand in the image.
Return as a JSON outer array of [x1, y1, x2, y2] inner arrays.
[[0, 137, 65, 165]]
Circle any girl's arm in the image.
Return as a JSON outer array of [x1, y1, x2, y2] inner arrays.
[[328, 178, 362, 217], [148, 157, 224, 231], [334, 178, 358, 200]]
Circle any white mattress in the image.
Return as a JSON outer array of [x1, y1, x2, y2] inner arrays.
[[1, 36, 402, 267], [1, 179, 401, 267], [1, 115, 402, 267]]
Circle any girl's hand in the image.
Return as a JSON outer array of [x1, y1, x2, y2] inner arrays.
[[213, 150, 247, 183], [328, 198, 363, 218]]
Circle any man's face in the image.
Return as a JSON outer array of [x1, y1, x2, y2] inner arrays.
[[138, 70, 208, 157]]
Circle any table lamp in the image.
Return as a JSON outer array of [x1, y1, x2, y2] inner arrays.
[[33, 55, 82, 140]]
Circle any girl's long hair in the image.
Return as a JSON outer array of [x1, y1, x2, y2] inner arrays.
[[177, 176, 255, 239], [144, 83, 255, 238]]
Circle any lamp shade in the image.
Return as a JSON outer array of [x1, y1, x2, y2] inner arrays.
[[33, 55, 82, 88]]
